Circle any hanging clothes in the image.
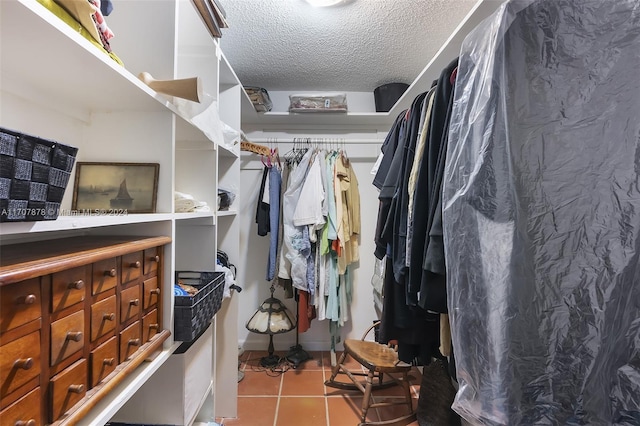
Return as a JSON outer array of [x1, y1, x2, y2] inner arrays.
[[373, 112, 406, 260], [406, 87, 436, 268], [443, 0, 640, 424], [279, 148, 313, 289], [255, 165, 270, 236], [390, 90, 429, 284], [410, 58, 458, 313], [266, 165, 282, 281], [372, 50, 465, 370], [255, 144, 361, 338]]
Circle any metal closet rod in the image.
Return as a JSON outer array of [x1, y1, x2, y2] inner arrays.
[[249, 137, 384, 145]]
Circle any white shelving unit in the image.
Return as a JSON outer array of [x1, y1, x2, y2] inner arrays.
[[0, 0, 240, 424]]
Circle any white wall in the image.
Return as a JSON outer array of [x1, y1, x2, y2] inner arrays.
[[237, 143, 383, 351]]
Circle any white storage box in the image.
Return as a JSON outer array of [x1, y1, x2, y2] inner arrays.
[[111, 324, 214, 425], [289, 92, 348, 113]]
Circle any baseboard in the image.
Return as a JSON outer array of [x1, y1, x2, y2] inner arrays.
[[240, 336, 342, 352]]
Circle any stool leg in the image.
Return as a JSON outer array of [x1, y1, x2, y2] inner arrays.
[[328, 350, 348, 381], [361, 369, 375, 422], [401, 371, 413, 413]]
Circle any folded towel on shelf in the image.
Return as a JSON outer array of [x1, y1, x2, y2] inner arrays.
[[175, 191, 210, 213]]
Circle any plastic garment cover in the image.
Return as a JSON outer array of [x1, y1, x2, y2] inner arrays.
[[442, 1, 640, 424]]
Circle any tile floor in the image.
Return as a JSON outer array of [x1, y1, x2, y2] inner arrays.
[[216, 350, 421, 426]]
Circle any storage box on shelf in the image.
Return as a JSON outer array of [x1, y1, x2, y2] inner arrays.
[[0, 236, 171, 426], [289, 92, 348, 113], [174, 271, 225, 342], [0, 127, 78, 223]]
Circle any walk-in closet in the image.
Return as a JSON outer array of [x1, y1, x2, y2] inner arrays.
[[1, 0, 639, 425]]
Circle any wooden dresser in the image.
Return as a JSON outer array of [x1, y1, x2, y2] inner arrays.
[[0, 235, 172, 426]]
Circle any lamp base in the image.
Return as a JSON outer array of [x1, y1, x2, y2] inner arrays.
[[286, 344, 311, 369], [260, 354, 281, 368]]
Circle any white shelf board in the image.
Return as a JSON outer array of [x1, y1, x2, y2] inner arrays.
[[74, 346, 176, 426], [0, 0, 171, 121], [241, 108, 395, 128], [239, 84, 394, 128], [216, 209, 237, 217], [174, 212, 216, 226], [0, 213, 174, 236]]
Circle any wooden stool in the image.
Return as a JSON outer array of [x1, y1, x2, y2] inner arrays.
[[324, 322, 416, 426]]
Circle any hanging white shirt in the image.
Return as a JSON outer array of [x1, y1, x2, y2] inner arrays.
[[293, 151, 326, 236]]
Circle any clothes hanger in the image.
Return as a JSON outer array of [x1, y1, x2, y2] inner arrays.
[[298, 138, 310, 163], [265, 138, 275, 169], [270, 138, 281, 170], [340, 138, 350, 165], [282, 138, 295, 165]]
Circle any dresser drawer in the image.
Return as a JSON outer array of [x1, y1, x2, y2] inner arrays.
[[50, 310, 84, 366], [143, 247, 160, 276], [90, 295, 116, 342], [90, 336, 117, 388], [119, 321, 141, 362], [0, 330, 40, 401], [142, 309, 159, 344], [120, 284, 141, 324], [121, 251, 142, 284], [0, 278, 41, 334], [50, 359, 86, 423], [92, 258, 117, 295], [51, 266, 87, 313], [0, 386, 41, 426], [142, 276, 160, 310]]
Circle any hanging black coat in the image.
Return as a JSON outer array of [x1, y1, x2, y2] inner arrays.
[[407, 58, 458, 312]]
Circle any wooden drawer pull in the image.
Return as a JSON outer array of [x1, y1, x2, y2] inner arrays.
[[68, 279, 84, 290], [128, 338, 141, 346], [129, 299, 140, 306], [150, 288, 161, 295], [106, 268, 117, 277], [17, 294, 37, 305], [103, 358, 115, 366], [153, 255, 160, 262], [130, 261, 141, 268], [103, 312, 115, 321], [66, 331, 83, 342], [14, 420, 36, 426], [149, 323, 159, 330], [13, 358, 33, 370], [68, 384, 84, 394]]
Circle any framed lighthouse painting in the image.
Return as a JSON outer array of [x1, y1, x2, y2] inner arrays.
[[72, 162, 159, 214]]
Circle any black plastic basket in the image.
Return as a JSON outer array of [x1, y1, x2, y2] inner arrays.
[[174, 271, 225, 342], [0, 127, 78, 222]]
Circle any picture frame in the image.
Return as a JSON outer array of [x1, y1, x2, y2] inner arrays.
[[72, 162, 160, 214]]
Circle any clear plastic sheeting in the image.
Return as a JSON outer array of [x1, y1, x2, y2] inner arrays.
[[442, 1, 640, 425]]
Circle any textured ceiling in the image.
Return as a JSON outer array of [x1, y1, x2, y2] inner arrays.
[[218, 0, 478, 92]]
